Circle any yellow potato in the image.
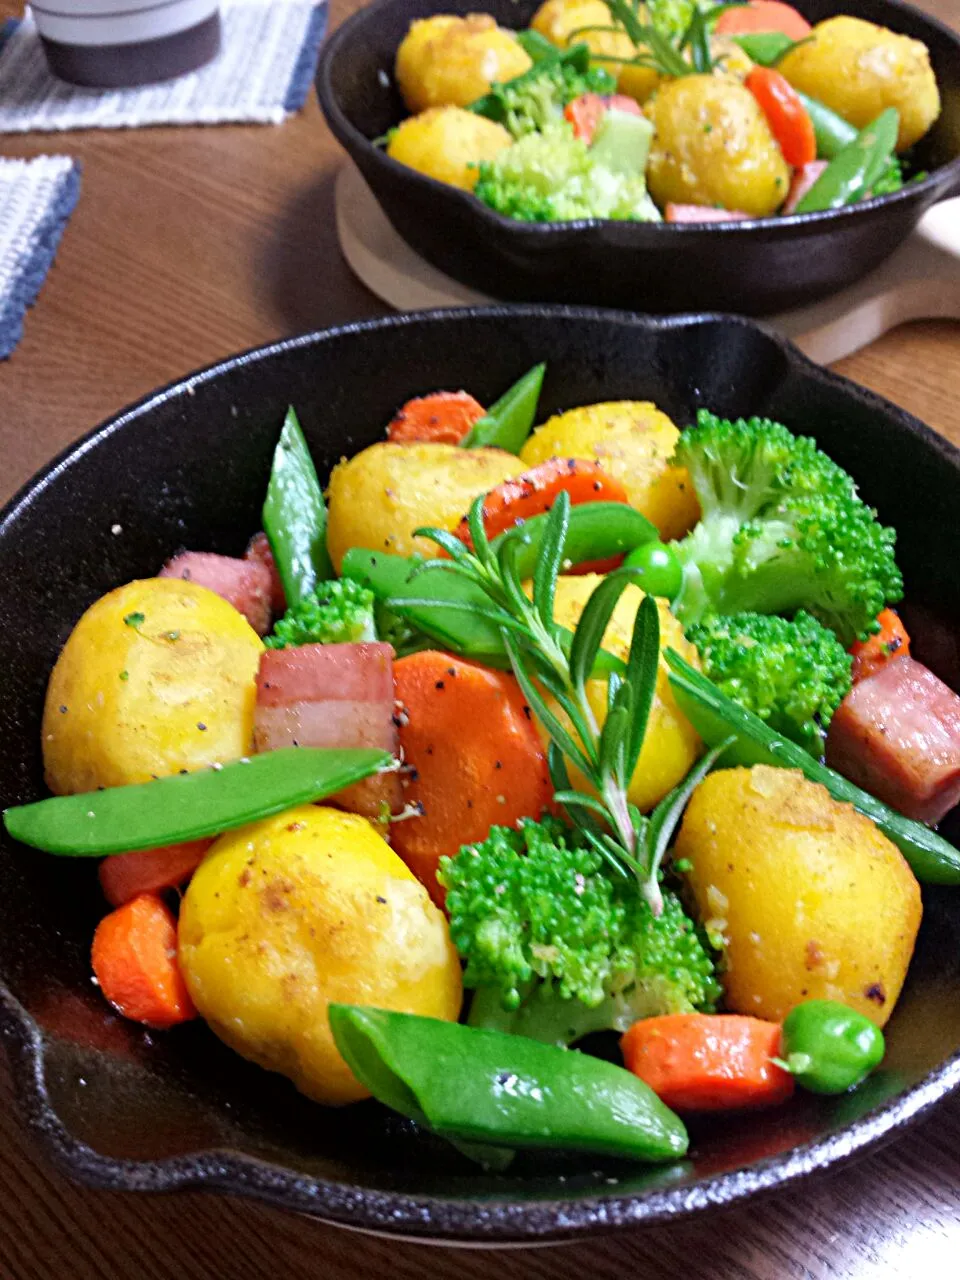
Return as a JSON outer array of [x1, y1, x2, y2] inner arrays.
[[326, 441, 521, 571], [675, 766, 922, 1027], [645, 75, 791, 217], [387, 106, 513, 191], [179, 806, 462, 1106], [779, 16, 940, 152], [530, 0, 659, 103], [710, 35, 754, 82], [395, 14, 532, 113], [42, 578, 262, 795], [519, 401, 699, 541], [549, 575, 702, 812]]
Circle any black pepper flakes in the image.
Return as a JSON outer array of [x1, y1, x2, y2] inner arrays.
[[435, 680, 445, 690], [376, 895, 387, 905], [197, 722, 208, 731], [58, 705, 68, 714], [522, 705, 532, 720]]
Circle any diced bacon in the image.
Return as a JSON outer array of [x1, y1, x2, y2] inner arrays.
[[254, 643, 400, 822], [665, 204, 752, 223], [826, 656, 960, 825], [245, 532, 286, 615], [783, 161, 828, 215], [160, 551, 272, 636], [606, 95, 643, 117], [99, 839, 214, 907]]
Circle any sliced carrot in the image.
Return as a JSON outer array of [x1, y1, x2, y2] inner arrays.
[[850, 608, 911, 684], [715, 1, 812, 39], [621, 1013, 794, 1112], [387, 391, 486, 445], [91, 893, 197, 1029], [565, 93, 608, 143], [98, 839, 214, 907], [391, 651, 552, 906], [746, 67, 816, 168]]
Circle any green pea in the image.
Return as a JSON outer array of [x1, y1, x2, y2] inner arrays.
[[460, 363, 546, 454], [622, 540, 683, 600], [778, 1001, 885, 1095], [262, 407, 333, 607]]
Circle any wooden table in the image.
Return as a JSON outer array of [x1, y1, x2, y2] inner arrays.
[[1, 1, 959, 1274]]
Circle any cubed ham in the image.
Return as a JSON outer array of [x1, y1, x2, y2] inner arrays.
[[665, 204, 751, 223], [160, 551, 272, 636], [826, 656, 960, 825], [245, 532, 286, 615], [254, 642, 400, 822], [783, 161, 828, 216]]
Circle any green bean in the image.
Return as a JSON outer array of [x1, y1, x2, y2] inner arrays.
[[328, 1005, 689, 1163], [460, 363, 545, 454], [796, 91, 857, 159], [3, 747, 389, 856], [262, 407, 333, 608], [794, 109, 900, 213]]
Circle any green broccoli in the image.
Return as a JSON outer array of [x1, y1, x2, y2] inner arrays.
[[266, 578, 422, 651], [870, 155, 904, 197], [487, 60, 617, 139], [686, 610, 853, 755], [439, 817, 720, 1048], [646, 0, 703, 39], [669, 411, 903, 644]]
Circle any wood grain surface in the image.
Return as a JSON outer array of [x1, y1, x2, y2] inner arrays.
[[0, 0, 958, 1275]]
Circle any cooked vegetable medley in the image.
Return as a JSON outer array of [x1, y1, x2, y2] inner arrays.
[[10, 363, 960, 1170], [381, 1, 941, 223]]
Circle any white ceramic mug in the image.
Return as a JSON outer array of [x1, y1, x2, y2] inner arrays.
[[31, 0, 221, 87]]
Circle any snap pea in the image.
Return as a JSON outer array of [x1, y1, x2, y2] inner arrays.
[[795, 91, 857, 159], [328, 1005, 689, 1163], [460, 363, 546, 454], [664, 649, 960, 884], [262, 407, 333, 609], [469, 42, 590, 121], [3, 747, 389, 856], [730, 32, 806, 66], [794, 109, 900, 214], [776, 1001, 885, 1095], [622, 540, 683, 601]]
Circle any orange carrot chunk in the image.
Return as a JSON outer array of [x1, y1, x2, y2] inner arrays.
[[391, 651, 553, 906], [91, 893, 197, 1029], [621, 1013, 795, 1112], [715, 1, 812, 39], [387, 391, 486, 445], [98, 839, 214, 907], [850, 608, 911, 684]]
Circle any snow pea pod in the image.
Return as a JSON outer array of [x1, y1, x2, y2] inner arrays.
[[460, 363, 546, 454], [777, 1000, 885, 1095], [731, 32, 806, 67], [665, 649, 960, 885], [3, 747, 389, 855], [794, 109, 900, 213], [262, 407, 333, 608], [329, 1005, 689, 1163], [795, 91, 857, 159]]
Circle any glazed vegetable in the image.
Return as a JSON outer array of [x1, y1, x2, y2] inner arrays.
[[622, 540, 683, 600], [387, 390, 486, 445], [98, 838, 213, 907], [386, 107, 514, 191], [665, 648, 960, 884], [850, 608, 911, 683], [686, 611, 853, 755], [621, 1013, 795, 1111], [178, 806, 462, 1105], [328, 1004, 689, 1162], [794, 109, 899, 214], [745, 67, 816, 169], [441, 817, 719, 1047], [777, 1000, 886, 1094], [92, 893, 197, 1029], [674, 765, 922, 1027], [669, 411, 903, 644], [390, 652, 552, 905], [468, 44, 617, 138], [4, 746, 390, 855], [459, 362, 546, 452], [395, 14, 532, 113], [262, 407, 333, 607]]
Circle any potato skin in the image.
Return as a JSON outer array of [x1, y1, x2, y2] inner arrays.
[[395, 14, 532, 114], [42, 578, 263, 795], [178, 806, 462, 1106], [675, 766, 922, 1027], [779, 16, 940, 152], [519, 401, 699, 541], [645, 75, 791, 216], [326, 441, 521, 571], [531, 0, 660, 104], [386, 106, 513, 191], [550, 575, 702, 812]]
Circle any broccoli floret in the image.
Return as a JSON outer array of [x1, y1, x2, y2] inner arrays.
[[646, 0, 703, 39], [686, 610, 853, 755], [265, 578, 377, 648], [490, 61, 617, 139], [669, 411, 903, 644], [870, 155, 904, 197], [439, 817, 720, 1048]]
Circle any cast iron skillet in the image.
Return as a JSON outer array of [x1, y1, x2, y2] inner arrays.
[[2, 307, 960, 1244], [316, 0, 960, 316]]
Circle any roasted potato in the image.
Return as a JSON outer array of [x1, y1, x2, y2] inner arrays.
[[779, 16, 940, 152], [395, 14, 532, 114], [645, 75, 791, 217], [178, 806, 463, 1106], [42, 578, 262, 795], [326, 440, 521, 571], [386, 106, 513, 191], [519, 401, 699, 541], [549, 575, 702, 811], [530, 0, 660, 103], [675, 766, 922, 1027]]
